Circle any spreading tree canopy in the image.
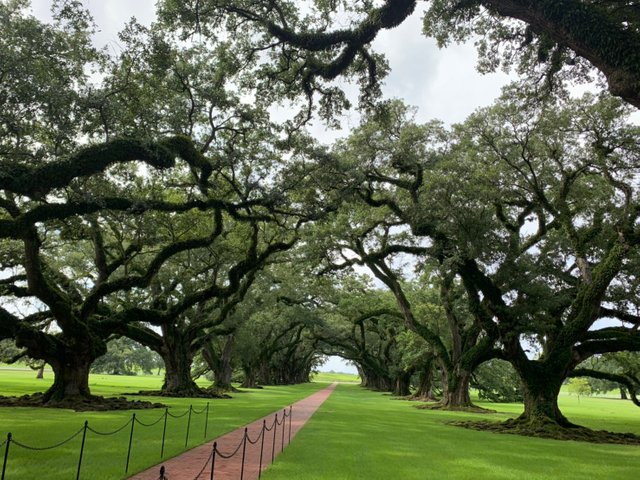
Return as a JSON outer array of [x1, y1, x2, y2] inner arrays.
[[160, 0, 640, 110]]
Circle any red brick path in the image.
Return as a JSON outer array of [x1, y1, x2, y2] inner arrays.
[[129, 383, 337, 480]]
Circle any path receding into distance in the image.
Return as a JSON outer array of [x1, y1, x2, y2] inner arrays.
[[129, 383, 337, 480]]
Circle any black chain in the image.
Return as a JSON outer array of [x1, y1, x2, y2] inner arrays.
[[214, 436, 245, 459], [87, 418, 132, 436], [11, 426, 85, 450], [167, 409, 190, 419], [134, 412, 166, 427], [264, 418, 276, 432], [191, 449, 213, 480], [246, 428, 263, 445], [191, 405, 207, 415]]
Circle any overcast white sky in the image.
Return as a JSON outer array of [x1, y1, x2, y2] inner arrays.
[[28, 0, 513, 374], [29, 0, 512, 127]]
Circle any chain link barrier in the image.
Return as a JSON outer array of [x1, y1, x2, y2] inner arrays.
[[134, 411, 166, 427], [86, 418, 133, 436], [2, 402, 291, 480], [158, 404, 293, 480], [245, 427, 264, 446], [192, 449, 213, 480], [9, 426, 85, 451], [166, 409, 190, 419], [1, 401, 211, 480]]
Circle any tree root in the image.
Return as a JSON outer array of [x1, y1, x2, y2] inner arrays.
[[450, 418, 640, 445], [415, 402, 496, 413], [0, 393, 165, 412], [403, 394, 440, 402], [124, 389, 231, 399]]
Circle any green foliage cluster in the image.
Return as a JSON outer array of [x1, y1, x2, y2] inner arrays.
[[472, 360, 523, 403], [90, 337, 163, 376]]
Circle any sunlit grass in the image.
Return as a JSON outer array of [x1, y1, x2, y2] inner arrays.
[[2, 369, 638, 480], [263, 384, 640, 480], [312, 372, 360, 383], [0, 369, 324, 479]]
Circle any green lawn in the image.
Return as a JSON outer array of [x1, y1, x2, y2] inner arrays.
[[312, 372, 360, 383], [262, 384, 640, 480], [0, 369, 324, 479], [2, 371, 639, 480]]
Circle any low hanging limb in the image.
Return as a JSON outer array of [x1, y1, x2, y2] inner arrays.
[[568, 368, 640, 407], [0, 135, 211, 199]]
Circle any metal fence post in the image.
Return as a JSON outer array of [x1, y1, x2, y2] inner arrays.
[[271, 414, 277, 463], [288, 406, 292, 445], [210, 442, 217, 480], [281, 409, 286, 453], [185, 405, 193, 447], [258, 420, 266, 479], [76, 421, 88, 480], [2, 433, 11, 480], [160, 408, 168, 458], [125, 413, 136, 473], [204, 402, 210, 438], [240, 428, 248, 480]]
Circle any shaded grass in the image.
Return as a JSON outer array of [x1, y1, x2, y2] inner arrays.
[[262, 384, 640, 480], [0, 370, 324, 479]]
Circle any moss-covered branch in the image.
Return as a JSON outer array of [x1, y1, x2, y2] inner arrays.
[[480, 0, 640, 107], [0, 136, 212, 198], [569, 368, 640, 407]]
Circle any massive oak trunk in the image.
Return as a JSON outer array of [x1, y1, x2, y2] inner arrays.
[[393, 370, 412, 397], [203, 336, 235, 391], [360, 368, 393, 391], [45, 355, 92, 403], [39, 338, 106, 404], [240, 365, 260, 388], [217, 337, 234, 390], [412, 361, 437, 401], [440, 367, 472, 408], [160, 329, 200, 396], [515, 364, 574, 427], [16, 330, 105, 405]]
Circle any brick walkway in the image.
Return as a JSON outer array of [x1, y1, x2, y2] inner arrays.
[[129, 383, 337, 480]]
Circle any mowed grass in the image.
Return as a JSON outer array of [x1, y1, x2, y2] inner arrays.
[[262, 384, 640, 480], [0, 369, 324, 479], [312, 372, 360, 383]]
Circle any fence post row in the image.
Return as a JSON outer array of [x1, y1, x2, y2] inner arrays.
[[1, 403, 206, 479], [1, 401, 296, 480]]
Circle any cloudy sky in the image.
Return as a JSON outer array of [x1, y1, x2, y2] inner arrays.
[[29, 0, 512, 127], [28, 0, 512, 374]]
